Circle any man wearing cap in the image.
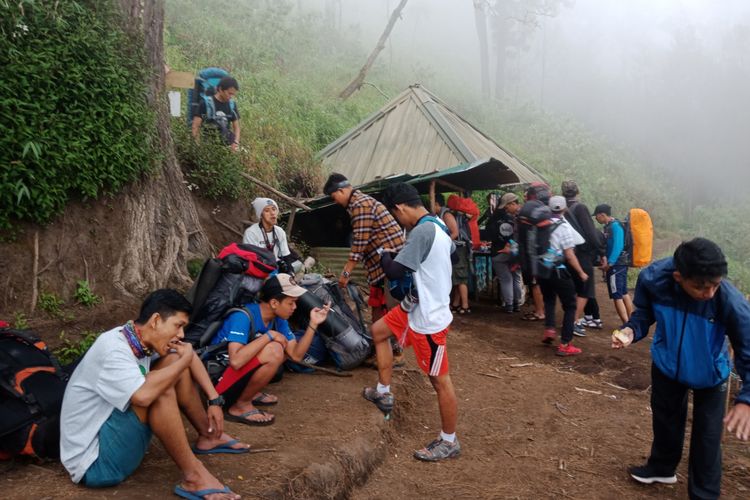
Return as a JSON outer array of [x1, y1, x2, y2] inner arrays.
[[561, 180, 605, 337], [323, 173, 405, 322], [243, 197, 300, 274], [210, 274, 330, 425], [541, 196, 588, 356], [487, 192, 523, 313], [594, 203, 634, 323], [363, 182, 460, 462]]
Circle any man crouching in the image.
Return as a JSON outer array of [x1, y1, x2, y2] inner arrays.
[[60, 289, 246, 500]]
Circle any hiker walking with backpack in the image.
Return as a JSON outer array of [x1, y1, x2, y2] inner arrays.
[[612, 238, 750, 498], [518, 182, 551, 322], [560, 180, 605, 337], [447, 194, 479, 314], [243, 197, 300, 274], [60, 289, 247, 499], [594, 203, 634, 323], [363, 183, 461, 461], [191, 76, 241, 151], [539, 196, 589, 356]]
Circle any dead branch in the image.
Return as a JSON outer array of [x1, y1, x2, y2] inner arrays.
[[603, 381, 628, 391], [574, 387, 602, 395], [478, 372, 503, 380], [247, 448, 277, 454], [554, 402, 568, 415], [338, 0, 409, 99], [510, 362, 533, 368], [239, 172, 311, 210], [299, 362, 352, 377], [212, 217, 244, 238], [30, 230, 39, 312]]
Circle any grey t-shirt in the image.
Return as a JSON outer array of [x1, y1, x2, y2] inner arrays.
[[395, 219, 454, 333], [60, 327, 150, 483]]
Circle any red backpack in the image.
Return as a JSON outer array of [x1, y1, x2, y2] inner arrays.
[[217, 243, 277, 278]]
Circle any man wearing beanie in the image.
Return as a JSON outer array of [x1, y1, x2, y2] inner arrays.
[[363, 182, 460, 462], [243, 197, 298, 273], [612, 238, 750, 498], [593, 203, 633, 323]]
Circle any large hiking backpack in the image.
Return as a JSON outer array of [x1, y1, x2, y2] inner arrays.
[[293, 275, 372, 370], [0, 328, 69, 460], [186, 67, 238, 137], [623, 208, 653, 267], [518, 201, 564, 280], [184, 243, 277, 348]]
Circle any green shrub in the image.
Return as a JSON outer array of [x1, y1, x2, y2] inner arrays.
[[12, 311, 29, 330], [55, 330, 99, 365], [0, 0, 155, 230], [74, 280, 101, 307], [38, 291, 64, 318]]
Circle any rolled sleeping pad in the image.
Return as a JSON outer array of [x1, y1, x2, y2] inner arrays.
[[295, 290, 353, 340]]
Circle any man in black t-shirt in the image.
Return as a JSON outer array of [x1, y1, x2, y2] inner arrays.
[[191, 76, 241, 151]]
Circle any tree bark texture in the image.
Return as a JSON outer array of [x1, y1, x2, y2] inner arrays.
[[472, 0, 491, 100], [338, 0, 408, 100], [114, 0, 210, 297]]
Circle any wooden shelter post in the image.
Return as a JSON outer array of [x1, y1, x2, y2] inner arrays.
[[429, 181, 436, 214]]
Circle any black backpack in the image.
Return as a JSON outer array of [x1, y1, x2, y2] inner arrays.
[[518, 201, 563, 280], [0, 328, 69, 460]]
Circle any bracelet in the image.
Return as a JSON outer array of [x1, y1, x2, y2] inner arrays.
[[306, 324, 317, 333], [266, 332, 274, 342], [341, 270, 350, 278]]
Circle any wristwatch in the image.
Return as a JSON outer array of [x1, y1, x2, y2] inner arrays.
[[341, 270, 351, 278], [207, 395, 225, 407]]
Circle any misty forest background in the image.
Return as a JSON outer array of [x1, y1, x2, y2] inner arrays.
[[3, 0, 749, 291]]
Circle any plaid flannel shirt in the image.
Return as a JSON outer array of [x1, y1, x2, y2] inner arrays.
[[347, 191, 405, 285]]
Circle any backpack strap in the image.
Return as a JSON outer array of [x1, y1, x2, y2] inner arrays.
[[202, 94, 216, 121]]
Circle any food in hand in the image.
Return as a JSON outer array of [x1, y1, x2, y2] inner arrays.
[[612, 329, 630, 345]]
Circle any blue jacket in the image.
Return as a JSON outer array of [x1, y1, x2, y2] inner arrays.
[[625, 257, 750, 404], [603, 219, 627, 266]]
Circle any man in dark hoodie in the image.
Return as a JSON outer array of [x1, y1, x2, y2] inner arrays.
[[612, 238, 750, 499], [560, 180, 605, 337]]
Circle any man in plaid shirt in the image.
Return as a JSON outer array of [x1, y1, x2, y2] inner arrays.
[[324, 173, 405, 322]]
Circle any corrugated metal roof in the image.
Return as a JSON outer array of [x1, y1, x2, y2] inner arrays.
[[318, 84, 544, 187]]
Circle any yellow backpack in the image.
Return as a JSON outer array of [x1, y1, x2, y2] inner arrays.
[[625, 208, 653, 267]]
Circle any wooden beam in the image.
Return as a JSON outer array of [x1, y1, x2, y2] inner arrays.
[[429, 181, 436, 214], [435, 178, 466, 195], [286, 191, 302, 236], [239, 172, 311, 210]]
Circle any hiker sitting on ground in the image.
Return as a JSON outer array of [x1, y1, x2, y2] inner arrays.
[[191, 76, 241, 152], [60, 289, 246, 500], [612, 238, 750, 499], [243, 197, 300, 273], [594, 203, 634, 323], [210, 273, 330, 426]]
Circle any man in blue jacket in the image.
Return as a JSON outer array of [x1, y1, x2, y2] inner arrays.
[[594, 204, 633, 323], [612, 238, 750, 499]]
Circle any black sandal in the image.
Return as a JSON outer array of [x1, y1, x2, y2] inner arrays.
[[457, 307, 472, 315]]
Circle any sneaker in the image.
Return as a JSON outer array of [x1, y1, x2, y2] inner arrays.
[[573, 320, 587, 337], [628, 465, 677, 485], [556, 343, 582, 356], [362, 387, 394, 413], [542, 328, 556, 344], [413, 438, 461, 462], [512, 303, 521, 312], [502, 306, 514, 314], [584, 318, 604, 329]]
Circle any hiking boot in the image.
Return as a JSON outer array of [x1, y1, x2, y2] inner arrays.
[[556, 343, 582, 356], [573, 320, 587, 337], [542, 328, 556, 344], [628, 465, 677, 485], [583, 317, 604, 329], [413, 438, 461, 462], [362, 387, 394, 414]]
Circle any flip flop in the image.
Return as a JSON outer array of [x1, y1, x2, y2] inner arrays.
[[521, 312, 544, 321], [174, 485, 235, 500], [191, 439, 250, 455], [251, 392, 278, 406], [224, 409, 275, 426]]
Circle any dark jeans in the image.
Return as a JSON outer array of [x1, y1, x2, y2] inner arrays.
[[584, 297, 600, 320], [538, 268, 577, 343], [648, 363, 727, 500]]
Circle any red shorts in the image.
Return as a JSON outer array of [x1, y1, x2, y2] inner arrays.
[[382, 306, 449, 377], [215, 356, 261, 395], [368, 283, 387, 308]]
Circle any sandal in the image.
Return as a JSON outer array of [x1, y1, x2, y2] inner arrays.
[[224, 409, 275, 426], [252, 392, 278, 406], [522, 312, 545, 321], [457, 307, 472, 315]]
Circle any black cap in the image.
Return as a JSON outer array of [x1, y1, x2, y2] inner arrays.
[[593, 204, 611, 216]]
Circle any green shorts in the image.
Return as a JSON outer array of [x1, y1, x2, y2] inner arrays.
[[451, 245, 470, 286]]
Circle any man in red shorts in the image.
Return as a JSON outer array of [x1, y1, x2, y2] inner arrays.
[[362, 183, 460, 462]]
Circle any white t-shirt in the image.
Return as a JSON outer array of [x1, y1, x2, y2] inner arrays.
[[242, 223, 290, 260], [395, 219, 454, 334], [549, 218, 585, 253], [60, 327, 150, 483]]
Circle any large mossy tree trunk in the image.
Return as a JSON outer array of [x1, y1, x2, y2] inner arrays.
[[113, 0, 210, 297]]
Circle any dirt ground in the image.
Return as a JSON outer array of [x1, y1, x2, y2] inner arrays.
[[2, 282, 750, 499]]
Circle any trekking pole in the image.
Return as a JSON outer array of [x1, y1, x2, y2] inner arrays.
[[299, 361, 353, 377]]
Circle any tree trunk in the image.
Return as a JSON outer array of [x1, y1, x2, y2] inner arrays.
[[338, 0, 408, 100], [472, 0, 491, 100], [114, 0, 210, 297]]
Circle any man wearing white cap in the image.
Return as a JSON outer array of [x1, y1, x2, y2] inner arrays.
[[243, 197, 298, 273]]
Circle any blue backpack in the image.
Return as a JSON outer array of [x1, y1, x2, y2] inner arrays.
[[186, 67, 238, 127], [388, 215, 451, 301]]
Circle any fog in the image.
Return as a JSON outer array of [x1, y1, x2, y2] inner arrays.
[[306, 0, 750, 200]]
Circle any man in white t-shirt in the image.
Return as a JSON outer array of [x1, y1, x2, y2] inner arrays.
[[539, 196, 589, 356], [243, 197, 300, 273], [60, 289, 247, 499], [362, 183, 460, 462]]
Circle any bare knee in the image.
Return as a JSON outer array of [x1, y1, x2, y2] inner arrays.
[[260, 341, 284, 365], [371, 317, 393, 343]]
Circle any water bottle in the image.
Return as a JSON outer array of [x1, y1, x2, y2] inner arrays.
[[509, 239, 519, 257], [540, 247, 558, 269]]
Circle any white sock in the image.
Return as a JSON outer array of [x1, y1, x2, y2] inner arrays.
[[376, 383, 390, 394], [440, 431, 456, 443]]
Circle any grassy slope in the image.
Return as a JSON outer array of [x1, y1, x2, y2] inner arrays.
[[165, 0, 749, 291]]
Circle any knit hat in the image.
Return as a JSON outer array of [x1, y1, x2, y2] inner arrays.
[[252, 197, 279, 219]]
